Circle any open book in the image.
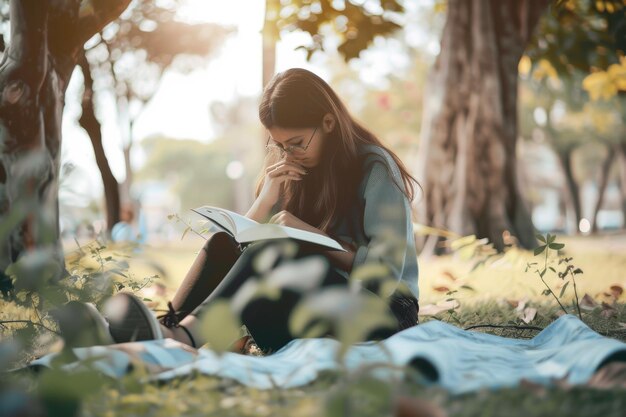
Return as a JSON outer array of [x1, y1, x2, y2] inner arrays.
[[192, 206, 346, 252]]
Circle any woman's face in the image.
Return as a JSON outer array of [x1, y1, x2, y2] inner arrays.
[[267, 126, 324, 169], [266, 114, 336, 169]]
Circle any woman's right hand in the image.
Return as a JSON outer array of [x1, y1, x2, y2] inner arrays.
[[257, 158, 307, 208]]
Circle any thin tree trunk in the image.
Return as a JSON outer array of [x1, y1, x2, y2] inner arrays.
[[78, 52, 121, 233], [591, 148, 616, 233], [417, 0, 548, 253], [262, 0, 279, 88], [556, 149, 582, 234], [617, 142, 626, 228], [121, 141, 132, 204]]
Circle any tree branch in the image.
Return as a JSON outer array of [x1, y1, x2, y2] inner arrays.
[[0, 319, 60, 335], [76, 0, 132, 46]]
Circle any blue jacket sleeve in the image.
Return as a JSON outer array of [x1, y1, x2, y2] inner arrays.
[[350, 158, 419, 298]]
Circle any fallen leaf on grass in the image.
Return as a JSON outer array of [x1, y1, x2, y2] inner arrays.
[[610, 285, 623, 298], [419, 300, 460, 316], [601, 302, 617, 319], [580, 293, 598, 310], [441, 270, 457, 282], [519, 307, 537, 324]]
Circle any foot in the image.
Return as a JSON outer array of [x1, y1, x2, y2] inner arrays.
[[52, 301, 114, 348], [102, 292, 164, 343]]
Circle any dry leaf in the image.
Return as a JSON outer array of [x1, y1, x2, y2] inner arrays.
[[610, 285, 623, 298], [441, 270, 457, 282], [601, 302, 617, 319], [419, 300, 460, 316], [520, 307, 537, 324], [580, 293, 598, 310], [432, 286, 451, 293]]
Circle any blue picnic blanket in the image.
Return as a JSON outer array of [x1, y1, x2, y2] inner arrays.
[[28, 314, 626, 394]]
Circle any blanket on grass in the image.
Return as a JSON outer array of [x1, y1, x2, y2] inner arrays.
[[27, 315, 626, 394]]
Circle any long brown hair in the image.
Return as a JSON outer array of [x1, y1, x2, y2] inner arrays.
[[257, 68, 417, 236]]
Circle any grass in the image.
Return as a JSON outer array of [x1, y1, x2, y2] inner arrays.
[[2, 233, 626, 416]]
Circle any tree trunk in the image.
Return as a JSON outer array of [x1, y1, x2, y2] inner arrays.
[[0, 1, 62, 272], [591, 147, 616, 233], [78, 52, 121, 233], [617, 142, 626, 228], [556, 148, 582, 234], [262, 0, 279, 88], [416, 0, 548, 253], [0, 0, 131, 275]]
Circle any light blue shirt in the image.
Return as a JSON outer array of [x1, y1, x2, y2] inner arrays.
[[331, 144, 419, 300]]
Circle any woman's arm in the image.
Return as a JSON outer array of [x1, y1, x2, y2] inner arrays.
[[245, 197, 273, 223], [322, 242, 356, 272]]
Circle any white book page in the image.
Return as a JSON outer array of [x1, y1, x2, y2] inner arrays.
[[238, 224, 346, 251], [192, 206, 259, 236]]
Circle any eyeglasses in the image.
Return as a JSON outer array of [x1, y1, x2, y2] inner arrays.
[[265, 127, 318, 155]]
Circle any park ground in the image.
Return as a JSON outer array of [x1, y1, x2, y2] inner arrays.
[[2, 232, 625, 417]]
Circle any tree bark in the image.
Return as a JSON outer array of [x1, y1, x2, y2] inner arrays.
[[78, 52, 121, 233], [591, 147, 616, 233], [416, 0, 548, 253], [617, 142, 626, 228], [262, 0, 279, 88], [0, 0, 131, 274], [556, 148, 582, 234]]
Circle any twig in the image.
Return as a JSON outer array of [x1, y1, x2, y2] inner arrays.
[[0, 320, 60, 335], [569, 268, 583, 320], [464, 324, 544, 332], [539, 248, 568, 315], [174, 214, 208, 241]]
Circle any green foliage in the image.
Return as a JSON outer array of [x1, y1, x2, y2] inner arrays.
[[527, 233, 583, 318], [271, 0, 405, 61], [136, 136, 260, 212], [526, 0, 625, 76]]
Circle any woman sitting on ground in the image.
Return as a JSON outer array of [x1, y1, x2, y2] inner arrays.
[[62, 68, 420, 354]]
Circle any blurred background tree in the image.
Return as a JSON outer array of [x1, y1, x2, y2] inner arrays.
[[523, 0, 626, 234], [78, 0, 231, 233]]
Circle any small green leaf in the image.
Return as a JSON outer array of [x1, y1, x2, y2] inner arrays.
[[535, 233, 546, 243], [534, 245, 547, 256], [548, 234, 556, 244], [549, 267, 556, 273], [559, 281, 570, 298], [549, 243, 564, 250], [181, 226, 191, 241], [539, 268, 547, 278]]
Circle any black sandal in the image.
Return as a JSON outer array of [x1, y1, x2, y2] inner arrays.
[[157, 302, 197, 348]]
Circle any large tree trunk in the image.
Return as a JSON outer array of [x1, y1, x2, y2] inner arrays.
[[0, 0, 131, 276], [417, 0, 548, 253], [78, 52, 121, 233], [556, 148, 582, 234], [591, 147, 616, 233]]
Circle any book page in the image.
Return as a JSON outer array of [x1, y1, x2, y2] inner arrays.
[[192, 206, 259, 236], [238, 224, 346, 251]]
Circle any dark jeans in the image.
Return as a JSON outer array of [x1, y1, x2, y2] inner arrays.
[[167, 232, 419, 353]]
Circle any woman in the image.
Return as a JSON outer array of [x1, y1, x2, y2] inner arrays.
[[69, 68, 420, 354]]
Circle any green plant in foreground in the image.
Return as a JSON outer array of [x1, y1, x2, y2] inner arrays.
[[526, 233, 583, 320]]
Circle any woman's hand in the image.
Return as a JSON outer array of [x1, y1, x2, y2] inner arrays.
[[257, 159, 307, 209], [269, 210, 321, 235]]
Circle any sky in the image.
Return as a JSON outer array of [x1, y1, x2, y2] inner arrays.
[[59, 0, 440, 207]]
